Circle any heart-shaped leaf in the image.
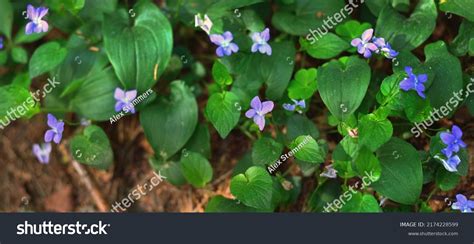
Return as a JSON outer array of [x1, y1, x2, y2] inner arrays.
[[180, 152, 213, 188], [29, 42, 68, 79], [290, 135, 325, 163], [103, 1, 172, 93], [230, 166, 273, 210], [70, 125, 114, 170], [252, 137, 284, 166], [287, 68, 317, 100], [358, 113, 393, 152], [318, 56, 371, 121], [140, 81, 198, 160], [372, 138, 422, 205], [205, 91, 241, 138]]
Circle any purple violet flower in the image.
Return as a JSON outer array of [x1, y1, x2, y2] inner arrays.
[[283, 99, 306, 113], [351, 28, 378, 58], [25, 4, 49, 35], [114, 88, 137, 114], [245, 96, 274, 131], [320, 165, 338, 179], [0, 37, 3, 50], [44, 114, 64, 144], [440, 155, 461, 172], [209, 31, 239, 57], [251, 28, 272, 56], [32, 143, 51, 164], [441, 125, 467, 157], [372, 37, 398, 59], [399, 66, 428, 99], [452, 194, 474, 213]]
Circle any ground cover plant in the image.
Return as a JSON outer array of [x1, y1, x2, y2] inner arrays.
[[0, 0, 473, 213]]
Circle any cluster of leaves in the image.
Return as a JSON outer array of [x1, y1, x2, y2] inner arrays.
[[0, 0, 473, 212]]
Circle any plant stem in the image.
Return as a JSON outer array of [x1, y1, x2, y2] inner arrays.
[[427, 187, 438, 201]]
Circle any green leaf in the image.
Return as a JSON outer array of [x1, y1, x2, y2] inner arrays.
[[70, 67, 120, 121], [358, 113, 393, 152], [271, 0, 346, 36], [14, 26, 49, 44], [241, 9, 266, 32], [335, 20, 372, 42], [285, 114, 319, 143], [222, 41, 295, 100], [435, 168, 460, 191], [365, 0, 410, 16], [340, 135, 359, 158], [230, 166, 273, 210], [0, 51, 7, 65], [46, 0, 85, 14], [79, 0, 118, 22], [180, 152, 213, 188], [0, 84, 40, 122], [11, 47, 28, 64], [212, 60, 232, 86], [307, 179, 341, 212], [439, 0, 474, 22], [205, 195, 259, 212], [375, 0, 437, 51], [140, 81, 198, 160], [290, 135, 325, 163], [103, 2, 173, 93], [450, 20, 474, 57], [287, 68, 317, 100], [183, 124, 211, 159], [400, 90, 432, 123], [149, 158, 186, 186], [425, 41, 464, 110], [70, 125, 113, 170], [252, 137, 284, 166], [372, 138, 423, 205], [0, 0, 13, 38], [29, 42, 68, 78], [205, 91, 240, 138], [318, 56, 371, 121], [300, 34, 350, 59], [354, 147, 382, 182], [340, 193, 382, 212]]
